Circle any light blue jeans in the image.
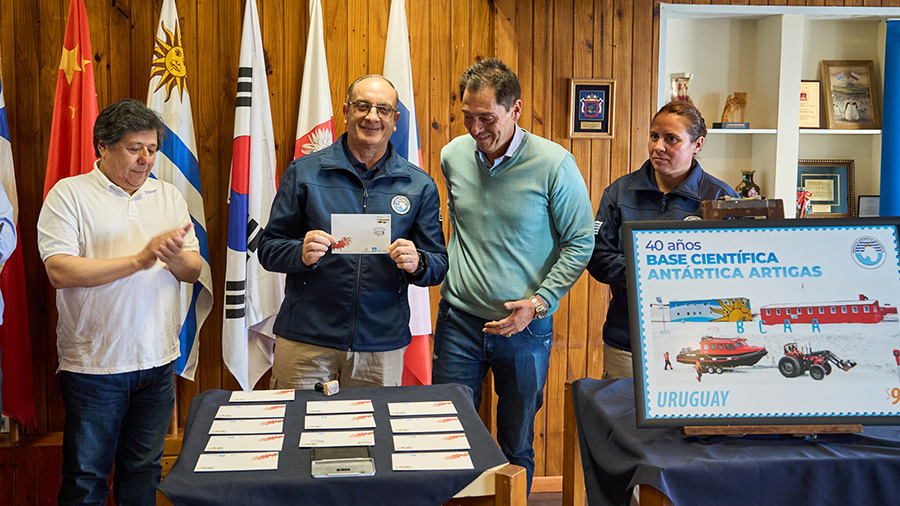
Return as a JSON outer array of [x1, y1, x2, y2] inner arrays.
[[432, 298, 552, 495]]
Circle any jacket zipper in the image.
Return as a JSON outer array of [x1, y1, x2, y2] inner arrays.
[[348, 187, 368, 351]]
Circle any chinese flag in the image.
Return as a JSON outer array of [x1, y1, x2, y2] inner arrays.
[[43, 0, 98, 198]]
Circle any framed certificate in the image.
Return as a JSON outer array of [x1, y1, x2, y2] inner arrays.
[[799, 80, 821, 128], [797, 159, 856, 217]]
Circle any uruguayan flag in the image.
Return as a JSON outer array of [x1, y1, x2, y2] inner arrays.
[[146, 0, 213, 380]]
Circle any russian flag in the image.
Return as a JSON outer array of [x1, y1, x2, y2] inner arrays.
[[384, 0, 432, 386]]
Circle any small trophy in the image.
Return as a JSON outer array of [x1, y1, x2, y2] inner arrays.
[[669, 73, 694, 105], [713, 92, 749, 129]]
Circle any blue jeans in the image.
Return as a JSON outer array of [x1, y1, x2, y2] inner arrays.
[[432, 299, 552, 494], [58, 362, 175, 506]]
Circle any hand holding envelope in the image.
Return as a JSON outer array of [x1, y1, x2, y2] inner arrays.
[[302, 215, 424, 274], [302, 230, 337, 266], [387, 238, 421, 274]]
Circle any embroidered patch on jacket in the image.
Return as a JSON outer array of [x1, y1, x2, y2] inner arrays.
[[391, 195, 411, 215], [683, 215, 702, 221], [594, 220, 602, 235]]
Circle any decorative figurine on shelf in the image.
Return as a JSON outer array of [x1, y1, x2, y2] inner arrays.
[[735, 170, 760, 198], [796, 187, 813, 218], [670, 73, 694, 105], [713, 92, 749, 129], [721, 92, 747, 123]]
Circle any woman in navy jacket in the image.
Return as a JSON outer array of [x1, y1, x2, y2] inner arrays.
[[588, 100, 738, 379]]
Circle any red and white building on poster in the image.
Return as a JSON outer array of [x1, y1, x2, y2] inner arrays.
[[760, 294, 897, 325]]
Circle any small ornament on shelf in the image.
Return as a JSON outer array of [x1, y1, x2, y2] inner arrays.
[[713, 92, 749, 129], [735, 170, 761, 198], [796, 187, 813, 218], [669, 73, 694, 105]]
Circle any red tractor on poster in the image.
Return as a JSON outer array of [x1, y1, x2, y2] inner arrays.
[[778, 343, 857, 380]]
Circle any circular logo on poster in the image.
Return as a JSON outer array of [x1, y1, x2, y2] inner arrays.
[[851, 236, 885, 269], [391, 195, 411, 215]]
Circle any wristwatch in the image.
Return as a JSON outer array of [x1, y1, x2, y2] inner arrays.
[[410, 251, 428, 277], [530, 295, 549, 319]]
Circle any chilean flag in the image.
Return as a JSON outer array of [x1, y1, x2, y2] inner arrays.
[[0, 72, 36, 429], [384, 0, 432, 386], [224, 0, 285, 391], [294, 0, 335, 159]]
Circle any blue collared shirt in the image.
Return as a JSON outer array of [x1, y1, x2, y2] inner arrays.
[[476, 124, 525, 171]]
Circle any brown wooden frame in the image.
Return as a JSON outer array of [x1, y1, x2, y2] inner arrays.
[[568, 78, 616, 139], [820, 60, 881, 130]]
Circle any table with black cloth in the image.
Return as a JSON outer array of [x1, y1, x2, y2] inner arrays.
[[159, 383, 509, 506], [572, 378, 900, 506]]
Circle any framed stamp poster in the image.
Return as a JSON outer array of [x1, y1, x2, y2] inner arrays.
[[568, 79, 615, 139], [624, 218, 900, 427]]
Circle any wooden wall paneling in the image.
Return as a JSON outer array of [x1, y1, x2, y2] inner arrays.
[[39, 444, 64, 504], [470, 0, 494, 63], [32, 0, 61, 433], [530, 1, 553, 141], [585, 0, 617, 381], [261, 0, 287, 169], [494, 0, 518, 65], [0, 443, 12, 505], [527, 0, 553, 475], [542, 0, 577, 480], [427, 0, 450, 326], [195, 0, 232, 402], [514, 1, 534, 134], [369, 0, 390, 75], [13, 443, 38, 504], [285, 0, 309, 166], [85, 0, 110, 109], [325, 0, 349, 138], [566, 0, 594, 412], [347, 0, 369, 90], [610, 0, 633, 183], [408, 0, 431, 173], [428, 0, 452, 243], [447, 0, 470, 144], [631, 1, 653, 175], [105, 0, 131, 114], [132, 0, 159, 102]]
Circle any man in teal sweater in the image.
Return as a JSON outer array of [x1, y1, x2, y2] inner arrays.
[[433, 59, 593, 493]]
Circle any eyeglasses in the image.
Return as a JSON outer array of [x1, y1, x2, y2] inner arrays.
[[348, 101, 396, 119]]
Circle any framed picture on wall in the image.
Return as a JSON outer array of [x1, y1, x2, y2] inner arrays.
[[858, 195, 880, 218], [797, 159, 856, 218], [821, 60, 881, 130], [568, 79, 615, 139], [624, 218, 900, 428]]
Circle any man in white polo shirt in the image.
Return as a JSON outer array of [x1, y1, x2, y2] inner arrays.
[[38, 98, 201, 506]]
